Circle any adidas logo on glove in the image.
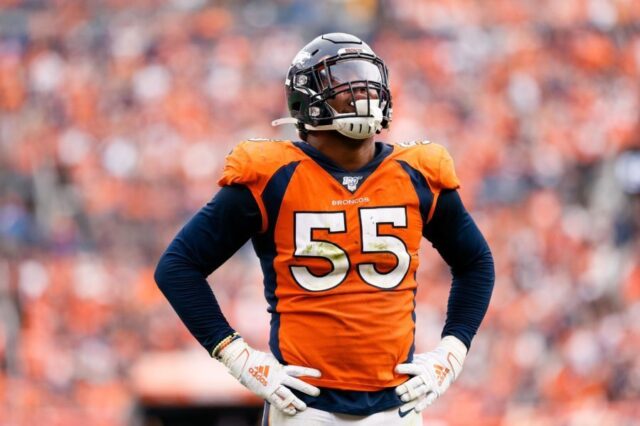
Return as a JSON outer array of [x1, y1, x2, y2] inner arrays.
[[249, 365, 270, 386], [433, 364, 450, 386]]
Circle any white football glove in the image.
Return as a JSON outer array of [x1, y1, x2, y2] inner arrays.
[[218, 338, 321, 415], [395, 335, 467, 412]]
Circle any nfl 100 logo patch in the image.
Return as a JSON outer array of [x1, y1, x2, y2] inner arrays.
[[342, 176, 363, 192]]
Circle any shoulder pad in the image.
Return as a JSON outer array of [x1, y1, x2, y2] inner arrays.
[[217, 140, 303, 233], [394, 141, 460, 191], [217, 139, 300, 188]]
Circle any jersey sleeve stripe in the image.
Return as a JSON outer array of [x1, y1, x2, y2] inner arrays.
[[261, 162, 301, 233], [396, 160, 435, 226], [255, 161, 300, 362]]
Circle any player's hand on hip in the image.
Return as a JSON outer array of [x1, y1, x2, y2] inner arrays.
[[217, 337, 321, 415], [394, 335, 467, 413]]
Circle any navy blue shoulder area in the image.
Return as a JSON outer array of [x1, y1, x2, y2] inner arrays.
[[396, 160, 435, 226], [261, 161, 300, 233]]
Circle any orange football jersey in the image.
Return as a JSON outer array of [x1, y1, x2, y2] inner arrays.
[[218, 140, 459, 391]]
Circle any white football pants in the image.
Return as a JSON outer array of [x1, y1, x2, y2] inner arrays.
[[262, 403, 423, 426]]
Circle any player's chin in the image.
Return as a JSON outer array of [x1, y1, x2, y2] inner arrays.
[[333, 130, 371, 144]]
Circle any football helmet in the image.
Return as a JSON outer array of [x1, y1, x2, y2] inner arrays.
[[272, 33, 392, 140]]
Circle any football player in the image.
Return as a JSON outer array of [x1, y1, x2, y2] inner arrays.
[[155, 33, 495, 425]]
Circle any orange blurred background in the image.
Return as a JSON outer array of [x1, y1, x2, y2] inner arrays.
[[1, 0, 639, 424]]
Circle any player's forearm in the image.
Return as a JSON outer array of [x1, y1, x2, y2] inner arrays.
[[154, 250, 235, 354], [441, 246, 494, 348]]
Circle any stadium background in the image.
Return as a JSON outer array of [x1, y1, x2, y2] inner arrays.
[[1, 0, 640, 424]]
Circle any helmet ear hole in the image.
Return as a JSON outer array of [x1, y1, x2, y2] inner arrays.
[[291, 102, 301, 113]]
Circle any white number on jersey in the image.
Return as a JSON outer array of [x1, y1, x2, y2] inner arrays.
[[290, 208, 410, 291], [290, 212, 349, 291], [358, 207, 410, 289]]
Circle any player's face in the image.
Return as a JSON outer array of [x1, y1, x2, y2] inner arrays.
[[326, 85, 379, 114], [318, 60, 382, 114]]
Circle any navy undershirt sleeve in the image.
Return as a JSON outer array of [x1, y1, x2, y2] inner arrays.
[[154, 185, 261, 354], [423, 190, 495, 349]]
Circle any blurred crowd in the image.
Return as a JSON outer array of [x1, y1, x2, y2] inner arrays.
[[1, 0, 640, 424]]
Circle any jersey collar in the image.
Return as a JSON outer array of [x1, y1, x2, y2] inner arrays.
[[293, 141, 393, 193]]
